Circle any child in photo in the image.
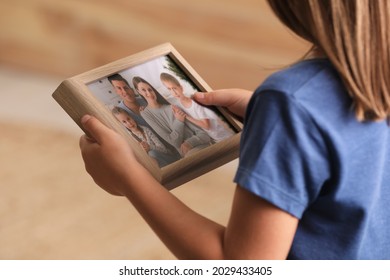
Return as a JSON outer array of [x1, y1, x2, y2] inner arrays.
[[112, 106, 180, 167], [160, 72, 235, 142]]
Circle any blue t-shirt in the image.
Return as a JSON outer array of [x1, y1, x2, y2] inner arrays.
[[234, 59, 390, 259]]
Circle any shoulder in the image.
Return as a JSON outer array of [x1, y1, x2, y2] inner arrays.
[[259, 59, 339, 95], [188, 100, 206, 113], [249, 59, 351, 124], [118, 101, 131, 112], [142, 126, 153, 133], [140, 106, 150, 114]]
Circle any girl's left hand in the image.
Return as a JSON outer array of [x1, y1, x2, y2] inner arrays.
[[180, 141, 193, 156], [79, 115, 140, 196]]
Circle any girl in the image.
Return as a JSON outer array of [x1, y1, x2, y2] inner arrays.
[[112, 106, 180, 167], [79, 0, 390, 259]]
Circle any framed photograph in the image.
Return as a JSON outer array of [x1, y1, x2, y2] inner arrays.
[[52, 43, 242, 189]]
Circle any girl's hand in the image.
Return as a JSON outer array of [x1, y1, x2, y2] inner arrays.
[[140, 141, 150, 152], [193, 88, 252, 119], [79, 115, 139, 196], [172, 105, 186, 122], [180, 141, 193, 156]]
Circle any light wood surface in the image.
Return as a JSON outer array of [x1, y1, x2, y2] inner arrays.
[[0, 0, 309, 259]]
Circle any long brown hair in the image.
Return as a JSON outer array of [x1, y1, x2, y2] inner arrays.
[[267, 0, 390, 121]]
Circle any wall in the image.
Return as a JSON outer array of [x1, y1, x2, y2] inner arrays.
[[0, 0, 308, 88]]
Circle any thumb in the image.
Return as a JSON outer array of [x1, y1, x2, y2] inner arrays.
[[193, 92, 216, 106], [80, 115, 111, 144], [193, 90, 232, 107]]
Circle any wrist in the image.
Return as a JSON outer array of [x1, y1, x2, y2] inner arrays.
[[121, 160, 157, 197]]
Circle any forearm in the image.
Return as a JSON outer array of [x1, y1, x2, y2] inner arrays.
[[122, 162, 226, 259], [167, 119, 187, 148], [80, 115, 298, 260], [186, 116, 210, 130], [184, 122, 211, 147]]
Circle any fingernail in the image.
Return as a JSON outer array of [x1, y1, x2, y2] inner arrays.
[[195, 92, 205, 99], [81, 114, 92, 124]]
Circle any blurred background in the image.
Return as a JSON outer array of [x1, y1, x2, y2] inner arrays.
[[0, 0, 308, 259]]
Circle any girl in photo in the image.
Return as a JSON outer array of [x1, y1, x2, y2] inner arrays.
[[112, 106, 180, 167]]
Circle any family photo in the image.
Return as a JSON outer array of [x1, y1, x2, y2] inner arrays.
[[87, 55, 236, 168]]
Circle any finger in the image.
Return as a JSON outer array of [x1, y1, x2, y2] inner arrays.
[[193, 91, 223, 106], [79, 134, 96, 150], [80, 115, 112, 144]]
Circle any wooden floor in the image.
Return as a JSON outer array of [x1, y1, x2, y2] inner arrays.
[[0, 0, 308, 259]]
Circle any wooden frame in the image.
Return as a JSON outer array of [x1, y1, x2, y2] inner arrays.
[[52, 43, 242, 189]]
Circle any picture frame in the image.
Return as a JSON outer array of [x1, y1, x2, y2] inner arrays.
[[52, 43, 242, 189]]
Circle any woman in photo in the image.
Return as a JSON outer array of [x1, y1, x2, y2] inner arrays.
[[132, 76, 212, 157]]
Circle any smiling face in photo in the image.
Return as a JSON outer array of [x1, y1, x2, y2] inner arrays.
[[115, 111, 137, 131], [111, 80, 137, 102], [136, 82, 157, 102], [161, 80, 184, 99]]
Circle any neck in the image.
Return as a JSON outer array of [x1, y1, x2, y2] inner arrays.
[[148, 100, 162, 108], [180, 96, 192, 107], [131, 126, 141, 133], [304, 46, 326, 60], [124, 101, 141, 114]]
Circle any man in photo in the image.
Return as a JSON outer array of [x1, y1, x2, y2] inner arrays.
[[108, 73, 148, 127]]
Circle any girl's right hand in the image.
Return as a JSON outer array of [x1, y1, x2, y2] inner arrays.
[[171, 105, 187, 122], [193, 88, 252, 119]]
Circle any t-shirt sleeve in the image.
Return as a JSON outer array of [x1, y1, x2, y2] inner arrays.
[[234, 89, 330, 219]]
